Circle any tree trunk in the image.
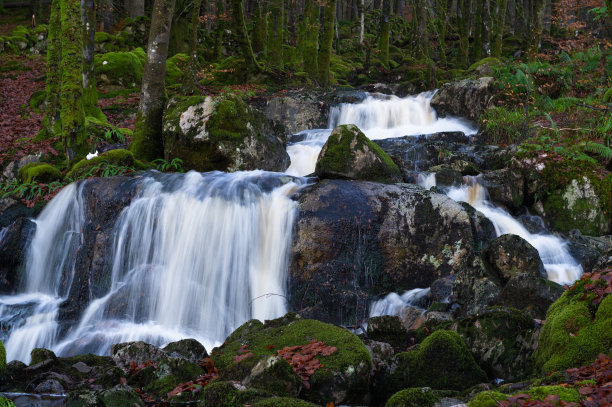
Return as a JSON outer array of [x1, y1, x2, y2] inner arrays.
[[528, 0, 546, 58], [458, 0, 471, 67], [252, 1, 265, 53], [81, 0, 104, 120], [129, 0, 145, 17], [60, 0, 86, 161], [607, 0, 612, 23], [491, 0, 508, 57], [473, 0, 483, 60], [267, 0, 284, 69], [303, 0, 319, 79], [213, 0, 224, 59], [318, 0, 337, 85], [130, 0, 176, 161], [39, 0, 61, 139], [377, 0, 390, 67], [435, 0, 449, 66], [231, 0, 262, 73], [183, 0, 204, 93], [99, 0, 114, 31], [359, 0, 365, 44], [415, 0, 428, 58]]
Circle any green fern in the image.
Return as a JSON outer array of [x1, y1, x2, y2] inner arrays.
[[582, 141, 612, 160]]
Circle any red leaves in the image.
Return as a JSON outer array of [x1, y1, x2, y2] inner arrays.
[[277, 339, 337, 389], [128, 360, 157, 375], [233, 344, 254, 363], [167, 358, 218, 399], [567, 267, 612, 310]]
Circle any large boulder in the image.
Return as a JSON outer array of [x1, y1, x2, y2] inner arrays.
[[290, 180, 486, 325], [485, 234, 546, 283], [480, 168, 525, 211], [163, 94, 290, 173], [263, 95, 327, 134], [315, 124, 401, 183], [211, 313, 371, 406], [431, 77, 497, 121]]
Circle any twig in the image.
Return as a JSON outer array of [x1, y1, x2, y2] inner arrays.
[[573, 102, 612, 113]]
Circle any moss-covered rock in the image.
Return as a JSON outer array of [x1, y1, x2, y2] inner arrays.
[[252, 397, 320, 407], [30, 348, 57, 365], [315, 124, 401, 183], [94, 48, 146, 88], [17, 163, 62, 184], [533, 277, 612, 373], [198, 381, 266, 407], [385, 387, 440, 407], [100, 384, 143, 406], [468, 57, 504, 76], [468, 385, 581, 406], [0, 341, 5, 374], [67, 149, 135, 179], [165, 53, 187, 86], [162, 94, 290, 172], [485, 234, 546, 283], [211, 313, 372, 405], [241, 356, 302, 398]]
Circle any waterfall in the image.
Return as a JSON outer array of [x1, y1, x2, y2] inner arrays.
[[1, 171, 305, 362], [369, 288, 430, 318], [285, 92, 477, 177]]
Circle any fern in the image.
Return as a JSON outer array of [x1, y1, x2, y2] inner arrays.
[[544, 113, 559, 134], [582, 141, 612, 160]]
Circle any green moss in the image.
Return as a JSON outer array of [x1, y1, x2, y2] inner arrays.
[[468, 57, 503, 72], [479, 107, 525, 145], [604, 88, 612, 103], [198, 381, 265, 407], [527, 385, 580, 402], [253, 398, 320, 407], [29, 90, 46, 112], [18, 163, 62, 184], [67, 149, 135, 179], [0, 340, 5, 374], [534, 290, 612, 373], [385, 388, 439, 407], [30, 348, 57, 365], [165, 53, 187, 86], [94, 48, 146, 87], [468, 391, 508, 407]]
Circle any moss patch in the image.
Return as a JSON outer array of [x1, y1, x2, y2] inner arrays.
[[18, 163, 62, 184], [385, 387, 440, 407], [67, 149, 135, 179], [252, 398, 320, 407], [0, 340, 5, 374]]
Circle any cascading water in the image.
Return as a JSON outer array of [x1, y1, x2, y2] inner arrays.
[[369, 288, 430, 318], [1, 171, 305, 362], [285, 92, 477, 176]]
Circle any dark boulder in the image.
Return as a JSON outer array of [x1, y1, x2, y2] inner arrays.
[[431, 77, 497, 121], [485, 234, 546, 283]]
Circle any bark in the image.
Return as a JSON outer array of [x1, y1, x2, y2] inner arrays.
[[252, 1, 265, 53], [81, 0, 103, 120], [491, 0, 508, 57], [60, 0, 86, 160], [458, 0, 471, 67], [415, 0, 429, 58], [40, 0, 61, 139], [99, 0, 114, 31], [213, 0, 224, 59], [129, 0, 145, 17], [377, 0, 390, 67], [303, 0, 319, 79], [435, 0, 449, 66], [528, 0, 546, 58], [267, 0, 284, 69], [473, 0, 483, 61], [130, 0, 176, 161], [231, 0, 262, 73], [607, 0, 612, 23], [318, 0, 337, 85], [183, 0, 204, 93], [359, 0, 365, 44]]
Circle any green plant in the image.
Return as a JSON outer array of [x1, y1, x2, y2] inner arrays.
[[152, 158, 184, 172], [83, 162, 133, 178], [581, 141, 612, 160], [0, 397, 16, 407], [104, 128, 126, 144]]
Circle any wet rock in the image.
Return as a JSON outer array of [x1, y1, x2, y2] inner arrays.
[[315, 124, 402, 183], [385, 387, 440, 407], [454, 307, 539, 381], [290, 180, 479, 325], [481, 168, 525, 211], [428, 166, 463, 187], [494, 274, 564, 319], [398, 306, 427, 331], [163, 338, 208, 364], [264, 96, 326, 134], [431, 77, 497, 121], [366, 316, 412, 351], [430, 276, 455, 303], [163, 94, 290, 173], [30, 348, 57, 365], [110, 341, 166, 373], [34, 379, 65, 394], [0, 216, 36, 293], [485, 234, 546, 283], [72, 362, 92, 374], [100, 384, 143, 407], [452, 255, 502, 316], [242, 356, 303, 398]]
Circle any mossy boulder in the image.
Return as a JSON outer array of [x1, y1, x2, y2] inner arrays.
[[385, 387, 440, 407], [468, 57, 504, 76], [533, 272, 612, 373], [165, 53, 187, 86], [162, 94, 290, 172], [315, 124, 401, 183], [17, 163, 62, 184], [382, 330, 486, 399], [0, 341, 5, 374], [67, 149, 135, 179], [542, 176, 609, 236], [198, 381, 266, 407], [211, 313, 372, 405], [241, 356, 303, 398], [100, 384, 143, 406], [252, 397, 320, 407], [95, 48, 146, 88], [468, 385, 581, 406], [485, 234, 546, 283]]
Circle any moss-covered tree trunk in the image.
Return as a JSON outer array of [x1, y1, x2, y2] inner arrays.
[[490, 0, 508, 57], [414, 0, 428, 59], [434, 0, 449, 66], [458, 0, 471, 67], [252, 1, 266, 53], [183, 0, 204, 93], [130, 0, 176, 161], [302, 0, 319, 79], [231, 0, 262, 73], [99, 0, 113, 31], [359, 0, 365, 43], [267, 0, 284, 69], [81, 0, 104, 121], [318, 0, 337, 85], [40, 0, 61, 139], [377, 0, 390, 67], [528, 0, 546, 59], [60, 0, 87, 161], [607, 0, 612, 22], [473, 0, 483, 61], [213, 0, 224, 59]]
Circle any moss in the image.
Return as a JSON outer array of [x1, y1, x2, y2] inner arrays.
[[100, 385, 143, 406], [527, 385, 580, 402], [468, 391, 508, 407], [18, 163, 63, 184], [604, 88, 612, 103], [253, 398, 320, 407], [385, 388, 439, 407], [393, 331, 487, 392], [198, 381, 265, 407], [468, 57, 503, 72], [534, 290, 612, 373], [30, 348, 57, 365], [94, 48, 146, 87], [67, 149, 135, 179], [0, 340, 5, 374], [165, 53, 187, 86], [29, 90, 47, 112]]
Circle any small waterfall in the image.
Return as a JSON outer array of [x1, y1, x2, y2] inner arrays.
[[369, 288, 430, 318], [2, 171, 305, 362], [443, 176, 582, 285], [285, 92, 477, 177]]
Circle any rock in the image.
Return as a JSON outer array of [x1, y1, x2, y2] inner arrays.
[[366, 316, 413, 351], [481, 168, 525, 211], [452, 255, 502, 316], [567, 231, 605, 274], [494, 274, 564, 319], [30, 348, 57, 365], [66, 391, 103, 407], [485, 234, 547, 283], [18, 163, 62, 184], [242, 356, 303, 398], [362, 339, 394, 371], [385, 387, 440, 407], [100, 384, 143, 406], [430, 276, 455, 303], [264, 96, 326, 134], [143, 356, 204, 396], [315, 124, 402, 183], [290, 180, 479, 325], [534, 271, 612, 373], [468, 57, 504, 77], [428, 166, 463, 187], [542, 176, 610, 236], [67, 149, 135, 179], [163, 94, 290, 172], [211, 313, 372, 405], [72, 361, 92, 373], [34, 379, 65, 394], [431, 77, 497, 121], [199, 381, 266, 406], [252, 397, 321, 406], [0, 216, 36, 293], [424, 311, 453, 325], [2, 153, 42, 181], [454, 307, 539, 381], [398, 306, 427, 331], [110, 341, 166, 373], [163, 339, 208, 364], [95, 48, 146, 88]]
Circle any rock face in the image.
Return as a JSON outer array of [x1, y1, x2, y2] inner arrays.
[[163, 94, 290, 173], [315, 125, 402, 183], [431, 77, 497, 121], [264, 96, 327, 134], [290, 180, 487, 325], [486, 234, 546, 283], [481, 168, 525, 211]]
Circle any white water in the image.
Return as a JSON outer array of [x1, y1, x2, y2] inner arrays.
[[441, 177, 582, 285], [369, 288, 430, 318], [285, 92, 477, 176], [1, 171, 305, 362]]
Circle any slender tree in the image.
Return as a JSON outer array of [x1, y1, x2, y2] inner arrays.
[[267, 0, 284, 69], [434, 0, 450, 66], [528, 0, 546, 58], [39, 0, 61, 138], [252, 1, 266, 53], [378, 0, 391, 67], [473, 0, 483, 61], [130, 0, 177, 161], [319, 0, 337, 85], [82, 0, 104, 120], [232, 0, 263, 73], [458, 0, 471, 67], [491, 0, 508, 57], [183, 0, 205, 93], [302, 0, 320, 79]]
